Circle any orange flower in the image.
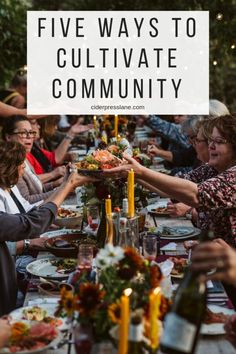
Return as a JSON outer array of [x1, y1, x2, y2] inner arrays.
[[108, 302, 121, 324], [61, 291, 76, 317], [159, 295, 172, 321], [150, 264, 163, 289], [77, 283, 105, 316], [118, 247, 145, 280]]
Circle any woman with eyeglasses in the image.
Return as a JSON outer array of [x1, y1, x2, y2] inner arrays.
[[105, 114, 236, 246], [3, 116, 68, 184], [2, 116, 64, 203], [28, 116, 92, 176]]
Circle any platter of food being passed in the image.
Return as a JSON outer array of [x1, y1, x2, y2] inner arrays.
[[75, 149, 125, 178]]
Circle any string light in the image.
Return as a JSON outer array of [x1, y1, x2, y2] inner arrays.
[[231, 44, 235, 49], [216, 13, 223, 20], [213, 60, 218, 66]]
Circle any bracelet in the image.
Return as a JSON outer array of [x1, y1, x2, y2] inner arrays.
[[64, 134, 74, 140], [23, 239, 30, 253]]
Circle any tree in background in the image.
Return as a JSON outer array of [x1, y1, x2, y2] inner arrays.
[[0, 0, 235, 110]]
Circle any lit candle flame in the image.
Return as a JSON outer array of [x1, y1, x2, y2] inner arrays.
[[153, 287, 161, 295], [124, 288, 132, 297]]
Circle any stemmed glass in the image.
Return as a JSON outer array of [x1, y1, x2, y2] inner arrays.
[[87, 205, 100, 231]]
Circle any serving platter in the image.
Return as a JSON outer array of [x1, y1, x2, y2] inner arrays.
[[40, 229, 79, 238], [0, 324, 62, 354], [26, 258, 75, 279], [201, 305, 235, 335], [156, 226, 200, 240], [9, 303, 67, 331], [76, 168, 105, 178]]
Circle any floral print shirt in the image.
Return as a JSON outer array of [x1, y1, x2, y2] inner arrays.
[[182, 164, 218, 183], [196, 166, 236, 246]]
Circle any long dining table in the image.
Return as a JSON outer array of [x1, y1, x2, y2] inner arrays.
[[23, 196, 236, 354]]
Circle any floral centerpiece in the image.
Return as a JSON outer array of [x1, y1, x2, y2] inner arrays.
[[56, 245, 170, 352], [95, 115, 128, 142]]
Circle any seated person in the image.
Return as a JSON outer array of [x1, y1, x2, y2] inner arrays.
[[0, 169, 94, 316]]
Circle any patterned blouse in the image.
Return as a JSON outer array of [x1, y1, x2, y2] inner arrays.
[[182, 164, 218, 183], [190, 166, 236, 246], [181, 164, 236, 246]]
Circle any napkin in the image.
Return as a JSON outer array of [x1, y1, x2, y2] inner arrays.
[[28, 297, 59, 306], [160, 242, 177, 251]]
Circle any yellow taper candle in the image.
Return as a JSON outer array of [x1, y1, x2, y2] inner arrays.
[[105, 195, 112, 215], [128, 169, 135, 218], [93, 115, 97, 131], [114, 115, 118, 139], [119, 288, 132, 354], [105, 195, 112, 243], [149, 287, 161, 349]]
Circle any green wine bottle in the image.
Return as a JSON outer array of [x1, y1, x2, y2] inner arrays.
[[96, 201, 107, 248], [160, 268, 206, 354]]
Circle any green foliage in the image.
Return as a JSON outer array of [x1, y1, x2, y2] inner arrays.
[[0, 0, 29, 86], [0, 0, 235, 110]]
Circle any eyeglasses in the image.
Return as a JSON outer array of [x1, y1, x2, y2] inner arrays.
[[208, 137, 228, 145], [12, 130, 37, 138], [194, 138, 208, 144]]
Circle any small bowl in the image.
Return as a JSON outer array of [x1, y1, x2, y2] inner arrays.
[[44, 233, 97, 258], [38, 281, 60, 296], [55, 211, 83, 229]]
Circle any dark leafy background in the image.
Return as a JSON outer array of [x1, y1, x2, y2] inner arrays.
[[0, 0, 235, 110]]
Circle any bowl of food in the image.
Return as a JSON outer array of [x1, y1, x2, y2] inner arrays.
[[44, 233, 97, 258], [75, 149, 124, 178], [54, 207, 83, 229]]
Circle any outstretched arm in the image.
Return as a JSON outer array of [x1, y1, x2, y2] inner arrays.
[[104, 154, 199, 207]]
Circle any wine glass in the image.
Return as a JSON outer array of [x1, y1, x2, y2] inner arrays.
[[87, 205, 100, 231]]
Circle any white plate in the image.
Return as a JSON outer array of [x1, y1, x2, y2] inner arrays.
[[9, 304, 68, 331], [146, 200, 169, 212], [155, 226, 200, 240], [40, 229, 79, 238], [201, 305, 235, 335], [26, 258, 74, 279]]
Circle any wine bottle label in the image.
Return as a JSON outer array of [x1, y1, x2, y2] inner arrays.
[[160, 313, 197, 353], [129, 324, 143, 342]]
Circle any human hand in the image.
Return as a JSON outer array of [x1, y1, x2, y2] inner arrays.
[[52, 176, 65, 188], [66, 172, 97, 190], [103, 153, 143, 178], [29, 236, 49, 251], [147, 144, 161, 157], [0, 319, 11, 348], [167, 202, 190, 217], [191, 239, 236, 285], [53, 166, 67, 178], [69, 121, 93, 136]]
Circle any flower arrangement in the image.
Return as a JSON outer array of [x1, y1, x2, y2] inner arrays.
[[56, 244, 170, 349], [97, 115, 128, 141]]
